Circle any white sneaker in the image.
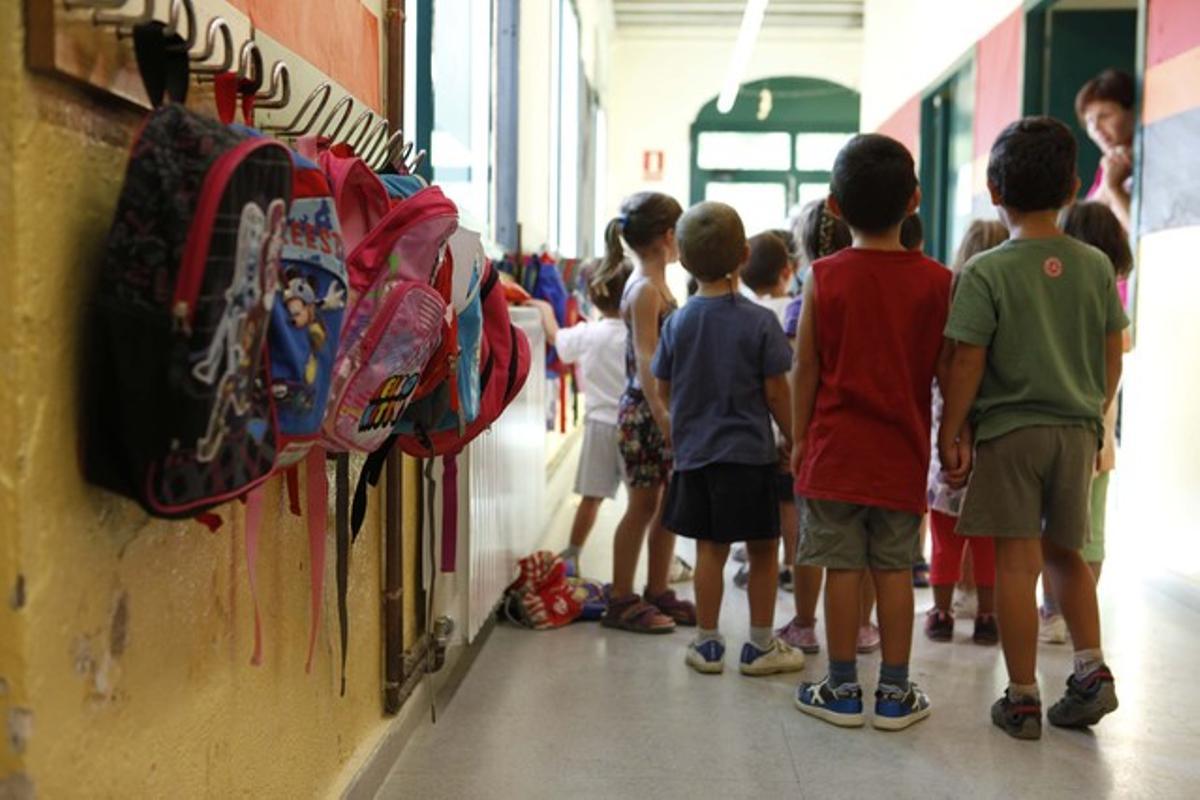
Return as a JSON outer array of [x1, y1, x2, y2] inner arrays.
[[668, 555, 693, 583], [951, 587, 978, 619], [686, 638, 726, 674], [740, 638, 806, 676], [1039, 611, 1068, 644]]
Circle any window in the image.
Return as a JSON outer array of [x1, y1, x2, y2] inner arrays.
[[550, 0, 583, 257], [920, 59, 976, 262], [697, 132, 791, 171], [794, 133, 855, 171], [428, 0, 494, 230]]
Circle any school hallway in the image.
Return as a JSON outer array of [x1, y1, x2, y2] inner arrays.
[[375, 481, 1200, 800]]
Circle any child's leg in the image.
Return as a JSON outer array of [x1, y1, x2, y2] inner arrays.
[[645, 500, 676, 598], [694, 541, 731, 631], [929, 510, 967, 612], [872, 567, 915, 676], [970, 536, 997, 615], [568, 497, 604, 551], [780, 500, 798, 568], [825, 569, 862, 665], [859, 573, 875, 626], [794, 565, 823, 623], [1042, 539, 1100, 652], [993, 538, 1043, 686], [960, 547, 976, 589], [611, 485, 660, 598], [745, 538, 780, 632]]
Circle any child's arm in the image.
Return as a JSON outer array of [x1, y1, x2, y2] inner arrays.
[[937, 339, 986, 488], [765, 373, 792, 453], [1103, 329, 1124, 413], [790, 277, 819, 474], [630, 285, 671, 437], [525, 299, 560, 346]]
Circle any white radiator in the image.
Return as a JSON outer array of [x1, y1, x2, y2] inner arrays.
[[463, 306, 546, 640]]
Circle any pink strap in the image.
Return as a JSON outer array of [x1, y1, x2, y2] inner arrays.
[[440, 454, 458, 572], [244, 486, 266, 666], [286, 465, 302, 516], [214, 71, 238, 125], [304, 447, 329, 672]]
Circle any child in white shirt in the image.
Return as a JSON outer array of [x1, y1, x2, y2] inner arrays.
[[530, 260, 632, 572]]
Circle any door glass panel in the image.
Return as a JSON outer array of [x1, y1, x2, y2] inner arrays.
[[794, 133, 855, 171], [797, 182, 830, 209], [697, 132, 791, 171], [705, 182, 788, 235], [945, 61, 976, 257]]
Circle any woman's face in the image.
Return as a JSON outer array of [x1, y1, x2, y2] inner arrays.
[[1082, 100, 1135, 154]]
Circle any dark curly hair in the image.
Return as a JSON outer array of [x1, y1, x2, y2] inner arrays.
[[830, 134, 918, 233], [794, 198, 852, 265], [987, 117, 1078, 212]]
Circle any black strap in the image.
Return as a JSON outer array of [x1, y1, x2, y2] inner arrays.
[[133, 21, 190, 108], [335, 454, 350, 697], [351, 436, 396, 541]]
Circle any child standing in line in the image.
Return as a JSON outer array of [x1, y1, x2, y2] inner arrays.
[[653, 201, 805, 676], [925, 220, 1008, 646], [1037, 200, 1134, 640], [529, 260, 633, 574], [792, 134, 950, 730], [736, 232, 797, 594], [940, 118, 1125, 740], [602, 192, 697, 634]]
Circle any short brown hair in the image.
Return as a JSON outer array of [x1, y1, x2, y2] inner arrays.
[[1075, 69, 1135, 121], [676, 201, 746, 282], [794, 197, 852, 265], [1060, 201, 1134, 277], [951, 219, 1008, 273], [602, 192, 683, 279], [741, 232, 790, 293]]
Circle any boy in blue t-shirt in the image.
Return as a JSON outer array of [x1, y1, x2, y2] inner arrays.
[[652, 201, 805, 676]]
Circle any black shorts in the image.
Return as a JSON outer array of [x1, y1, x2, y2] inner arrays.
[[662, 462, 781, 543], [775, 470, 793, 499]]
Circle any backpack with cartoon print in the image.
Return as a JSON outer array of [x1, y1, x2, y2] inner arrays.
[[84, 103, 293, 520]]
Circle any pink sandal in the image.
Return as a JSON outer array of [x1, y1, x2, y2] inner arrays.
[[602, 593, 676, 634], [645, 589, 697, 627]]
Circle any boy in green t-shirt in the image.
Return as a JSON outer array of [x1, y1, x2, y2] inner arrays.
[[939, 117, 1127, 741]]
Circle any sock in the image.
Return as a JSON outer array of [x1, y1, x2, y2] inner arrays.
[[1008, 682, 1041, 702], [829, 659, 858, 687], [750, 626, 773, 650], [696, 627, 723, 646], [1041, 593, 1060, 616], [1073, 648, 1105, 680], [879, 662, 909, 691]]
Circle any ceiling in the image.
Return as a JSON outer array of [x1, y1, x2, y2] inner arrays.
[[611, 1, 865, 33]]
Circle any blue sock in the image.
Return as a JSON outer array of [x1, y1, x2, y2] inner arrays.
[[829, 659, 858, 687], [879, 662, 909, 691]]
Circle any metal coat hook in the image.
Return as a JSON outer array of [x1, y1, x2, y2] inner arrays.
[[342, 109, 374, 149], [377, 130, 406, 170], [237, 39, 263, 93], [408, 149, 427, 175], [167, 0, 197, 50], [261, 82, 331, 135], [255, 61, 291, 109], [191, 18, 234, 75], [92, 0, 155, 29], [318, 95, 354, 141], [361, 120, 391, 169]]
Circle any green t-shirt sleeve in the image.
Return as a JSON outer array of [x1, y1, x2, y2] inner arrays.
[[1104, 272, 1131, 333], [944, 265, 996, 346]]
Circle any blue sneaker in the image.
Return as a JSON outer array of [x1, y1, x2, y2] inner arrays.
[[873, 682, 932, 731], [740, 638, 805, 676], [794, 677, 864, 727], [685, 639, 725, 674]]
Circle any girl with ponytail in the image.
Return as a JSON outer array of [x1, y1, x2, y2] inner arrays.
[[601, 191, 698, 634]]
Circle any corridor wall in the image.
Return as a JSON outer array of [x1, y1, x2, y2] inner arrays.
[[0, 2, 411, 797]]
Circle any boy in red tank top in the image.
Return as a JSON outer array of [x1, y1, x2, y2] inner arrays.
[[791, 134, 950, 731]]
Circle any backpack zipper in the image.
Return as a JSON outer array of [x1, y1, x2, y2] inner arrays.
[[172, 137, 290, 333]]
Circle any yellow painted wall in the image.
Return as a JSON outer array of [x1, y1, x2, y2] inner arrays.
[[0, 3, 422, 797]]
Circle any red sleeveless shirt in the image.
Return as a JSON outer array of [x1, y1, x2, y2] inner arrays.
[[794, 248, 952, 514]]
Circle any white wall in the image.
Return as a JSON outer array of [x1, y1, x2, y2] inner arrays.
[[603, 31, 863, 225], [859, 0, 1022, 129]]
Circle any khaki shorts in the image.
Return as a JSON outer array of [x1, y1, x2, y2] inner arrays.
[[957, 425, 1098, 550], [1082, 471, 1110, 563], [796, 498, 922, 570]]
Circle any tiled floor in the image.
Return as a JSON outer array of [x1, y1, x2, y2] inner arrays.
[[377, 490, 1200, 800]]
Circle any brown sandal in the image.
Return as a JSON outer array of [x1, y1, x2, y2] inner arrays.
[[602, 593, 676, 634], [645, 588, 697, 627]]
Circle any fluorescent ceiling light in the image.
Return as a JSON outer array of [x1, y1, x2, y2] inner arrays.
[[717, 0, 769, 114]]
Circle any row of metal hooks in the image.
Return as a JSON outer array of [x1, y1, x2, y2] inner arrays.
[[65, 0, 424, 173]]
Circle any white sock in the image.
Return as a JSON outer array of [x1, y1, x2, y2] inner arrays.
[[1073, 648, 1105, 680], [1008, 682, 1040, 702], [750, 626, 773, 650], [696, 628, 722, 645]]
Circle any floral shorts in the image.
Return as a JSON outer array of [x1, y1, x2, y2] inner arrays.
[[617, 391, 673, 489]]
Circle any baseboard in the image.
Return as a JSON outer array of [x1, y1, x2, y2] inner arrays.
[[339, 617, 498, 800]]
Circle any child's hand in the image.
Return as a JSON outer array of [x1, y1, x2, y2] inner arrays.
[[654, 411, 673, 450], [790, 437, 807, 476], [938, 428, 973, 488]]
